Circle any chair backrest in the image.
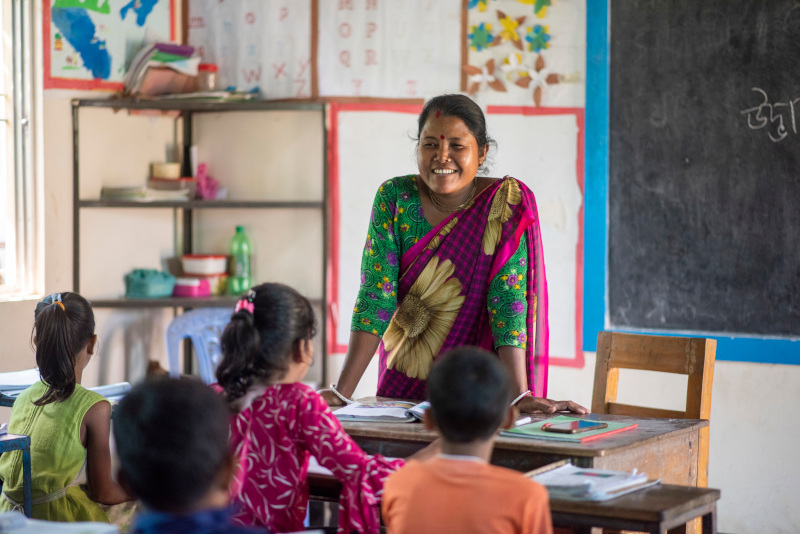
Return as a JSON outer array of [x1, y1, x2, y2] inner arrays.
[[591, 331, 716, 487], [165, 308, 233, 384]]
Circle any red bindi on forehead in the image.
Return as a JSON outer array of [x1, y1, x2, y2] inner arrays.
[[440, 135, 445, 139]]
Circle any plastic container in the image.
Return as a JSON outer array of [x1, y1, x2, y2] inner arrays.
[[197, 63, 219, 92], [172, 277, 211, 298], [150, 162, 181, 179], [124, 269, 176, 298], [182, 253, 227, 276], [228, 226, 252, 295], [203, 273, 228, 296]]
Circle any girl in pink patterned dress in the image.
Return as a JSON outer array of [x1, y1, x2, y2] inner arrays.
[[215, 283, 432, 533]]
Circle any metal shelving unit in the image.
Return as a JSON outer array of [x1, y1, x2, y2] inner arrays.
[[71, 98, 329, 379]]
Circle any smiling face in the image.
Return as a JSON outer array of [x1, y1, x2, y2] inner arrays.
[[417, 114, 488, 197]]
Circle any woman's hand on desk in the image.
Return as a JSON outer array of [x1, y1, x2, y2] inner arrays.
[[518, 396, 589, 415], [319, 389, 346, 407]]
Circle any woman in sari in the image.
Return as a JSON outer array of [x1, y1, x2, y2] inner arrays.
[[322, 94, 586, 414]]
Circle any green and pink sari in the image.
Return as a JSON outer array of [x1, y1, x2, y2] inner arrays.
[[352, 175, 549, 401]]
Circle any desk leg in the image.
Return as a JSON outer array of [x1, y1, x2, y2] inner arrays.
[[702, 506, 717, 534], [22, 445, 32, 518]]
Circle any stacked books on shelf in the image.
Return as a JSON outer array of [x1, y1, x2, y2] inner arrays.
[[124, 42, 200, 96], [528, 461, 660, 501], [100, 186, 191, 202], [501, 415, 638, 442], [333, 400, 429, 423], [0, 368, 132, 405]]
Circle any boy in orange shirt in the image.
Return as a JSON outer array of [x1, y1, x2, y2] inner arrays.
[[382, 347, 553, 534]]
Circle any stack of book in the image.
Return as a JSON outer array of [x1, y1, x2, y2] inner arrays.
[[124, 43, 199, 96], [529, 461, 660, 501]]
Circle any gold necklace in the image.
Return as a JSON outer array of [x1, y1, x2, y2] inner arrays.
[[428, 179, 477, 214]]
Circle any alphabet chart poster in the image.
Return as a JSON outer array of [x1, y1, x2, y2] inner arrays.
[[318, 0, 462, 99], [187, 0, 312, 99]]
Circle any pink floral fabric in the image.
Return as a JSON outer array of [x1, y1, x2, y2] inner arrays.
[[220, 383, 403, 533]]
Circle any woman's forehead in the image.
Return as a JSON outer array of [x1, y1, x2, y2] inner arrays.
[[420, 115, 474, 138]]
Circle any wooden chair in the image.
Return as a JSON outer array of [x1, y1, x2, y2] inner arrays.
[[592, 332, 716, 488]]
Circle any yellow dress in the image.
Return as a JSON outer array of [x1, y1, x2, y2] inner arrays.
[[0, 380, 109, 522]]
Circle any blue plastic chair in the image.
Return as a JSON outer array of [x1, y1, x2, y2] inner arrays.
[[0, 434, 32, 517], [165, 308, 233, 384]]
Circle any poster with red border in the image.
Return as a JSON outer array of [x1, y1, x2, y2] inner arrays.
[[44, 0, 176, 91], [327, 102, 585, 369]]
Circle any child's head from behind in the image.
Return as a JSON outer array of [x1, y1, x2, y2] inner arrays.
[[113, 377, 232, 513], [32, 292, 96, 405], [216, 283, 317, 403], [426, 347, 513, 443]]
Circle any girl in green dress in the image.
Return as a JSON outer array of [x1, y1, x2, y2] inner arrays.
[[0, 292, 132, 521]]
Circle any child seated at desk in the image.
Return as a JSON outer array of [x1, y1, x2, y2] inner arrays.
[[0, 292, 132, 521], [213, 283, 437, 533], [113, 377, 262, 534], [382, 347, 553, 534]]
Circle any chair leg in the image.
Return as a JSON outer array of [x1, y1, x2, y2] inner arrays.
[[22, 445, 32, 518]]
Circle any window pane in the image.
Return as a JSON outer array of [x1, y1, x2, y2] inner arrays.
[[0, 1, 11, 288]]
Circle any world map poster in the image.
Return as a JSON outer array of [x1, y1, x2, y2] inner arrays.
[[44, 0, 175, 90]]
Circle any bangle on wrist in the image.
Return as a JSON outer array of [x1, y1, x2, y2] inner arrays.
[[326, 383, 355, 405], [510, 390, 532, 407]]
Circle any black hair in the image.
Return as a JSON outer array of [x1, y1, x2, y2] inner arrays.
[[415, 94, 496, 172], [216, 283, 317, 407], [426, 346, 512, 443], [32, 292, 95, 406], [113, 377, 231, 512]]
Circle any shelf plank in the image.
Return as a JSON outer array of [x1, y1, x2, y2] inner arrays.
[[79, 200, 324, 209], [88, 296, 324, 309], [73, 98, 324, 113]]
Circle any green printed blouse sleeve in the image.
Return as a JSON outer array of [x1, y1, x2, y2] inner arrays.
[[350, 181, 401, 337], [487, 233, 529, 349]]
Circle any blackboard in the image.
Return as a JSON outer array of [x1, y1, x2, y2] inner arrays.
[[609, 0, 800, 337]]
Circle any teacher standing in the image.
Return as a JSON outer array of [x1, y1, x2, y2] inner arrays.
[[322, 94, 586, 415]]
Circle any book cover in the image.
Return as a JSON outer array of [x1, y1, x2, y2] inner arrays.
[[501, 415, 637, 442]]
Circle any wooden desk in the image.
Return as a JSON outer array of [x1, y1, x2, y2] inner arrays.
[[551, 484, 720, 534], [308, 474, 719, 534], [339, 412, 708, 486]]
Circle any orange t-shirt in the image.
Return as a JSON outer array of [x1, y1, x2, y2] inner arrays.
[[382, 456, 553, 534]]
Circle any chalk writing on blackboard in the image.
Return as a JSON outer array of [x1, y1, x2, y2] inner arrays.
[[740, 87, 800, 143]]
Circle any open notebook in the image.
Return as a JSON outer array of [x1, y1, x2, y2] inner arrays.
[[333, 400, 430, 423]]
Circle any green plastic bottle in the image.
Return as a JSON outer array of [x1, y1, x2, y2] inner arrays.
[[228, 225, 252, 295]]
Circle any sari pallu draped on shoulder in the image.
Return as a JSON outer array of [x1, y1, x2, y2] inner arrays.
[[377, 176, 549, 400]]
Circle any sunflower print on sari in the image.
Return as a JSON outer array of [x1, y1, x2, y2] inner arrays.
[[383, 255, 465, 380]]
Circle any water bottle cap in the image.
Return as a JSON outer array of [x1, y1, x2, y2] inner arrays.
[[235, 225, 244, 233]]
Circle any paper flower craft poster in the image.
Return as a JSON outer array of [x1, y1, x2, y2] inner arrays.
[[496, 10, 526, 50], [463, 58, 507, 95], [517, 0, 552, 18], [526, 24, 551, 53], [463, 0, 585, 107], [469, 22, 496, 51]]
